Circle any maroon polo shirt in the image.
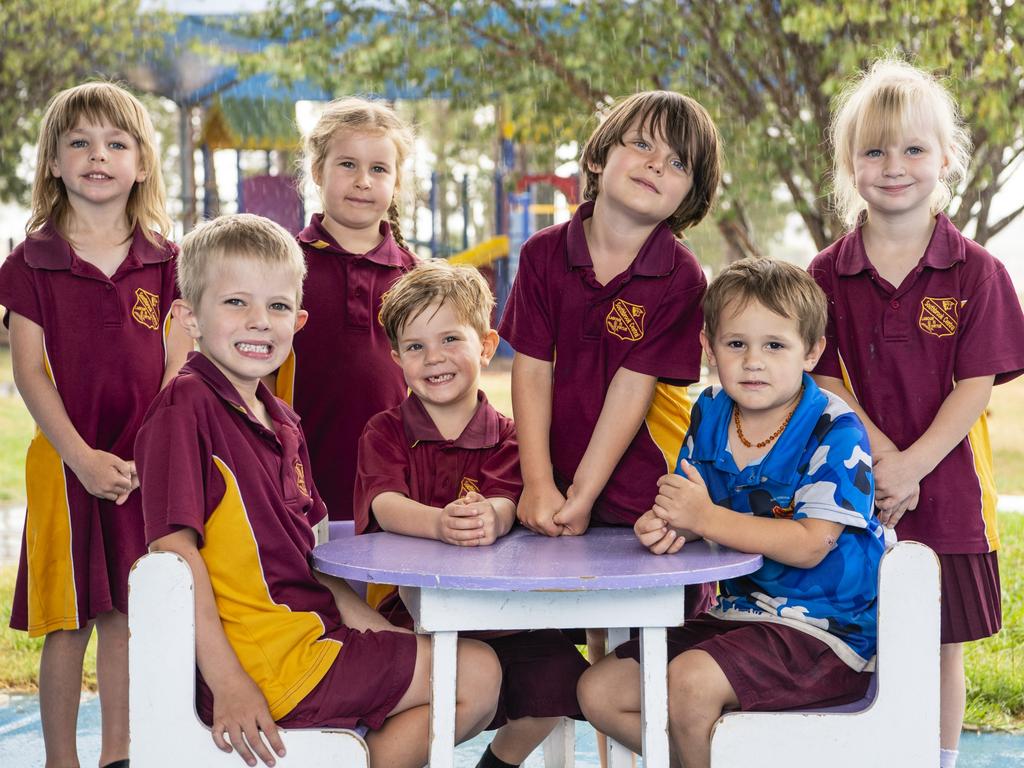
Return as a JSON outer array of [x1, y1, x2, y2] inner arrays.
[[497, 201, 706, 524], [354, 391, 522, 534], [0, 223, 178, 633], [136, 352, 348, 721], [810, 214, 1024, 553], [277, 214, 416, 521], [0, 223, 178, 460]]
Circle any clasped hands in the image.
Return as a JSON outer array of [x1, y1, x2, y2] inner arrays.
[[635, 461, 711, 555], [436, 491, 505, 546]]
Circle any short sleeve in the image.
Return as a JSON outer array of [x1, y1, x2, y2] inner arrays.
[[136, 401, 220, 546], [792, 412, 873, 528], [808, 256, 843, 380], [353, 415, 413, 534], [622, 271, 705, 383], [478, 421, 524, 503], [673, 389, 713, 487], [953, 261, 1024, 384], [0, 249, 43, 328], [497, 239, 556, 361]]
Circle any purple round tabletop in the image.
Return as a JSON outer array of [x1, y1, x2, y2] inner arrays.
[[312, 527, 762, 591]]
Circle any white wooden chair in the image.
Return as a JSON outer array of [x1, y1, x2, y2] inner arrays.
[[128, 551, 369, 767], [710, 540, 940, 768]]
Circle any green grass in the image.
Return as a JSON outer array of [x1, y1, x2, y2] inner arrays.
[[0, 565, 97, 690], [965, 513, 1024, 730]]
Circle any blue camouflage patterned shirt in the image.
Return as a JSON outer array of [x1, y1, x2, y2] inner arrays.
[[680, 373, 884, 670]]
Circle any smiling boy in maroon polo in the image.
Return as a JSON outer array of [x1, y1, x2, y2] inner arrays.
[[136, 215, 500, 768], [498, 91, 721, 539], [355, 260, 588, 768]]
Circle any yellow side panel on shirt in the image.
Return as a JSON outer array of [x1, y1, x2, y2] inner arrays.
[[205, 456, 341, 720], [644, 382, 692, 472], [25, 342, 79, 636], [966, 413, 1000, 551], [24, 428, 79, 636], [275, 349, 296, 407], [366, 583, 397, 610]]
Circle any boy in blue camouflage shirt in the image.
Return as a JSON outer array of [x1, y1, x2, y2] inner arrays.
[[579, 257, 884, 768]]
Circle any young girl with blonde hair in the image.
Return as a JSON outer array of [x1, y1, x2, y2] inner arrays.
[[0, 81, 191, 767], [810, 58, 1024, 768], [277, 97, 417, 520]]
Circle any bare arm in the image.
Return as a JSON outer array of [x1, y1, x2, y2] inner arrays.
[[10, 312, 132, 503], [652, 466, 844, 568], [372, 490, 514, 546], [160, 319, 193, 389], [311, 569, 411, 633], [872, 375, 994, 524], [510, 352, 565, 535], [150, 529, 285, 766], [553, 367, 657, 535]]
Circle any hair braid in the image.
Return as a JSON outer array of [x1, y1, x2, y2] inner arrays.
[[387, 199, 410, 252]]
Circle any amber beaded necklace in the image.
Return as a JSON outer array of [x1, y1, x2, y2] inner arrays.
[[733, 388, 803, 449]]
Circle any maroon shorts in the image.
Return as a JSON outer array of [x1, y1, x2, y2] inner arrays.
[[483, 629, 589, 729], [938, 551, 1001, 643], [614, 615, 871, 711], [199, 628, 417, 732]]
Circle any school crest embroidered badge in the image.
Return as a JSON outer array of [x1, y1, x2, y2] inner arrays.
[[919, 297, 959, 338], [606, 299, 646, 341], [131, 288, 160, 330], [459, 476, 480, 496], [294, 459, 309, 496]]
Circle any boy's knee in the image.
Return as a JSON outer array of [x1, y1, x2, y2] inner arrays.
[[457, 638, 501, 693], [667, 652, 728, 727], [577, 656, 627, 724]]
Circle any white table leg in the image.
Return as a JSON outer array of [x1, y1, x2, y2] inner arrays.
[[640, 626, 669, 767], [429, 630, 458, 768], [604, 628, 634, 768]]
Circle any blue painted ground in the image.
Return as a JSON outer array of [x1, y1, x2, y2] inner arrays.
[[0, 693, 598, 767], [1, 692, 1022, 766]]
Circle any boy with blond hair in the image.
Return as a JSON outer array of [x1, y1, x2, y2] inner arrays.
[[355, 259, 588, 768], [578, 257, 884, 768], [136, 214, 500, 768]]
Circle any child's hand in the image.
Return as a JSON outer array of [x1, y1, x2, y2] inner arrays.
[[517, 481, 566, 536], [651, 462, 712, 532], [437, 498, 488, 546], [551, 484, 592, 536], [877, 487, 919, 528], [70, 449, 134, 503], [634, 509, 685, 555], [210, 671, 285, 767], [873, 450, 922, 521], [452, 492, 504, 546]]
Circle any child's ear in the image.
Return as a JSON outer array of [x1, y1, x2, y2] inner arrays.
[[293, 309, 309, 333], [479, 329, 500, 367], [699, 329, 716, 367], [390, 348, 402, 367], [804, 336, 827, 371], [173, 298, 202, 341]]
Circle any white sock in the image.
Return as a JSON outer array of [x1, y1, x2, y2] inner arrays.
[[940, 747, 958, 768]]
